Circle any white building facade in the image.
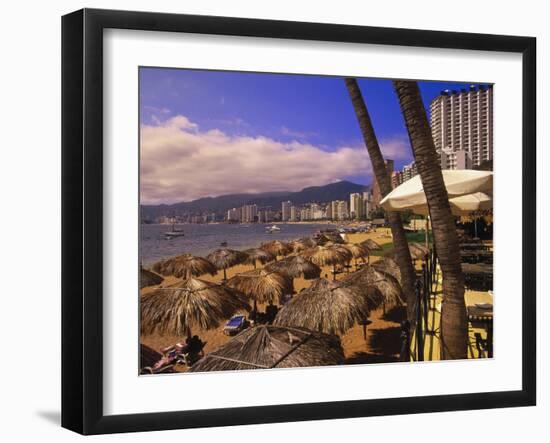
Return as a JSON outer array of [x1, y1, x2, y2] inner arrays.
[[430, 85, 493, 169], [281, 201, 292, 221]]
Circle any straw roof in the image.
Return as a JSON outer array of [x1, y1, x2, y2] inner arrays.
[[410, 242, 430, 257], [226, 269, 293, 303], [140, 267, 164, 289], [273, 278, 369, 335], [261, 240, 292, 257], [316, 232, 345, 245], [289, 238, 317, 253], [140, 278, 250, 336], [243, 248, 276, 266], [301, 244, 352, 267], [360, 239, 382, 251], [206, 248, 248, 270], [371, 257, 402, 284], [189, 325, 344, 372], [152, 254, 217, 278], [343, 243, 371, 259], [265, 255, 322, 280], [340, 265, 404, 309], [384, 242, 428, 260]]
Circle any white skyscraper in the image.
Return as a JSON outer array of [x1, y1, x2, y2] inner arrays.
[[281, 201, 292, 221], [430, 85, 493, 168], [349, 193, 364, 220]]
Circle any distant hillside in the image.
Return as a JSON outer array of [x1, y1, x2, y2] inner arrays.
[[141, 180, 368, 219]]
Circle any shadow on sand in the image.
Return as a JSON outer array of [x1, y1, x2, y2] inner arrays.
[[381, 305, 407, 323], [345, 306, 406, 365]]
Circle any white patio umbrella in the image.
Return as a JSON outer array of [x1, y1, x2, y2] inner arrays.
[[402, 192, 493, 217], [380, 170, 493, 215], [380, 170, 493, 248]]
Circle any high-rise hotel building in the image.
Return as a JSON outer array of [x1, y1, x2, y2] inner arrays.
[[281, 201, 292, 222], [430, 85, 493, 169]]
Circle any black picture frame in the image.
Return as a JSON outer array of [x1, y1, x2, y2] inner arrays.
[[62, 8, 536, 435]]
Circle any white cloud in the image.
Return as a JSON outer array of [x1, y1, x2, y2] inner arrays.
[[280, 126, 319, 140], [379, 136, 412, 161], [143, 105, 171, 115], [140, 115, 382, 205]]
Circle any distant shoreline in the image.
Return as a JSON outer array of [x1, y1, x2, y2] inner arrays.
[[143, 220, 343, 226]]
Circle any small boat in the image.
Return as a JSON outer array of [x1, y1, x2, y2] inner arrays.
[[164, 223, 185, 239], [265, 225, 281, 233], [220, 241, 228, 247]]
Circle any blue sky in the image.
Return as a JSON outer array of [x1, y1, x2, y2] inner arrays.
[[139, 68, 487, 204]]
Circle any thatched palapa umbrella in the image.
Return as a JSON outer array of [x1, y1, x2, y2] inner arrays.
[[261, 240, 292, 258], [273, 278, 369, 335], [140, 267, 164, 289], [340, 265, 404, 310], [384, 242, 428, 261], [343, 243, 371, 267], [243, 248, 276, 269], [227, 269, 293, 312], [371, 257, 402, 284], [301, 244, 352, 280], [189, 325, 344, 371], [360, 238, 382, 251], [410, 242, 430, 258], [152, 254, 217, 279], [265, 255, 321, 280], [140, 278, 250, 338], [289, 237, 317, 253], [316, 231, 345, 245], [206, 248, 248, 281]]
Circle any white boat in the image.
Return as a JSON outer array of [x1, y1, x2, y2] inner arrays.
[[164, 223, 185, 239], [265, 225, 281, 233]]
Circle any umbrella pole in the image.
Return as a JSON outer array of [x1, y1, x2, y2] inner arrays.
[[223, 267, 227, 281], [362, 322, 367, 341]]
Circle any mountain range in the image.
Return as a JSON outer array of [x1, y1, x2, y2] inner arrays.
[[141, 180, 368, 219]]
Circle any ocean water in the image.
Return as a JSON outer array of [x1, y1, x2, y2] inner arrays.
[[140, 223, 337, 265]]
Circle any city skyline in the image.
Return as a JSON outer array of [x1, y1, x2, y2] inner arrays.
[[140, 68, 489, 205], [148, 182, 380, 224]]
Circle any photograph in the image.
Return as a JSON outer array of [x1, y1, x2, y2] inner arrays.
[[0, 0, 543, 439], [138, 68, 494, 375]]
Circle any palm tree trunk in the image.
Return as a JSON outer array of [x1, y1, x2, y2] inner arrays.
[[345, 78, 417, 323], [393, 80, 467, 360]]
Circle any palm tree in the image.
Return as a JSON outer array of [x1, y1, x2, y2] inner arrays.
[[344, 78, 417, 323], [393, 80, 467, 360]]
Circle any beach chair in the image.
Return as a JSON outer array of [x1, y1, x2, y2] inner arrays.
[[140, 347, 181, 374], [224, 315, 248, 335]]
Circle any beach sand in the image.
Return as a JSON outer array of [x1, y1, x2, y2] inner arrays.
[[140, 227, 492, 371]]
